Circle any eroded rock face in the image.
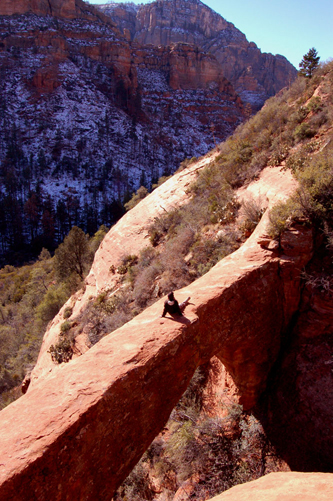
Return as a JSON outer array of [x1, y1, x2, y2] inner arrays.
[[0, 0, 76, 18], [209, 472, 333, 501], [0, 0, 112, 20], [0, 9, 243, 225], [98, 0, 297, 109], [264, 276, 333, 470], [0, 166, 314, 499]]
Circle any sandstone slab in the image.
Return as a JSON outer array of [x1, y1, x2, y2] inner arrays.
[[209, 472, 333, 501]]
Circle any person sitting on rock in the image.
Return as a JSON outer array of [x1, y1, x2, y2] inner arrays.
[[161, 291, 190, 317]]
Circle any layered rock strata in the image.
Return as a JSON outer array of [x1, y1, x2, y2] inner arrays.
[[0, 165, 314, 499], [0, 0, 111, 22], [98, 0, 297, 109], [0, 0, 76, 18], [0, 3, 243, 234]]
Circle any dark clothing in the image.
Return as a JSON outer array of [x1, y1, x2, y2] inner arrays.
[[161, 299, 183, 317]]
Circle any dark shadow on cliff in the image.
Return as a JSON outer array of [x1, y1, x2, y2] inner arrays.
[[161, 314, 192, 326], [254, 248, 333, 472]]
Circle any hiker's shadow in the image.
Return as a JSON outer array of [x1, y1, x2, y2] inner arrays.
[[165, 314, 192, 325]]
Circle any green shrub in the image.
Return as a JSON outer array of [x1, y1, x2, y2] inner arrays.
[[289, 106, 308, 125], [60, 320, 72, 333], [148, 209, 182, 246], [208, 195, 239, 225], [285, 150, 307, 172], [124, 186, 149, 211], [189, 238, 224, 277], [36, 285, 69, 323], [239, 195, 266, 236], [138, 247, 157, 268], [117, 254, 139, 275], [294, 123, 315, 141], [267, 199, 302, 238], [307, 96, 323, 113], [308, 109, 328, 130], [48, 337, 73, 364], [270, 139, 290, 166], [94, 291, 123, 315], [63, 306, 73, 319], [89, 225, 109, 254]]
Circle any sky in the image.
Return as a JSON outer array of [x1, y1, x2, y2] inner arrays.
[[90, 0, 333, 68]]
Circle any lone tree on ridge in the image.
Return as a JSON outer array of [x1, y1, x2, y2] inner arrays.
[[299, 48, 320, 78], [54, 226, 90, 281]]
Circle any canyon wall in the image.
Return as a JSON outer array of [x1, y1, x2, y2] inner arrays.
[[0, 164, 315, 499], [0, 2, 243, 253], [99, 0, 297, 109], [263, 271, 333, 471], [0, 0, 76, 18], [0, 0, 112, 21]]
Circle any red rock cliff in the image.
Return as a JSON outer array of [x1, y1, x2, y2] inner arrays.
[[0, 7, 243, 212], [0, 0, 71, 17], [98, 0, 297, 110], [0, 0, 111, 20]]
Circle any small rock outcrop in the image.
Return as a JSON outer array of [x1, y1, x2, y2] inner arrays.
[[209, 472, 333, 501]]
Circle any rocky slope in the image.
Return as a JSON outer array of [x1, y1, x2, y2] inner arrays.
[[0, 161, 314, 499], [29, 160, 299, 388], [1, 60, 333, 497], [97, 0, 297, 110], [0, 0, 243, 256]]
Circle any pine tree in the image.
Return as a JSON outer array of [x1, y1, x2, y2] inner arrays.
[[54, 226, 90, 281], [299, 48, 320, 78]]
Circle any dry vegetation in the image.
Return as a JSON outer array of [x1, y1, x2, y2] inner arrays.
[[113, 364, 284, 501], [0, 226, 108, 408], [68, 62, 333, 360]]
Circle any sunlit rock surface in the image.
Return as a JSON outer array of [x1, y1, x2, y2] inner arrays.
[[209, 472, 333, 501], [0, 165, 315, 500]]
